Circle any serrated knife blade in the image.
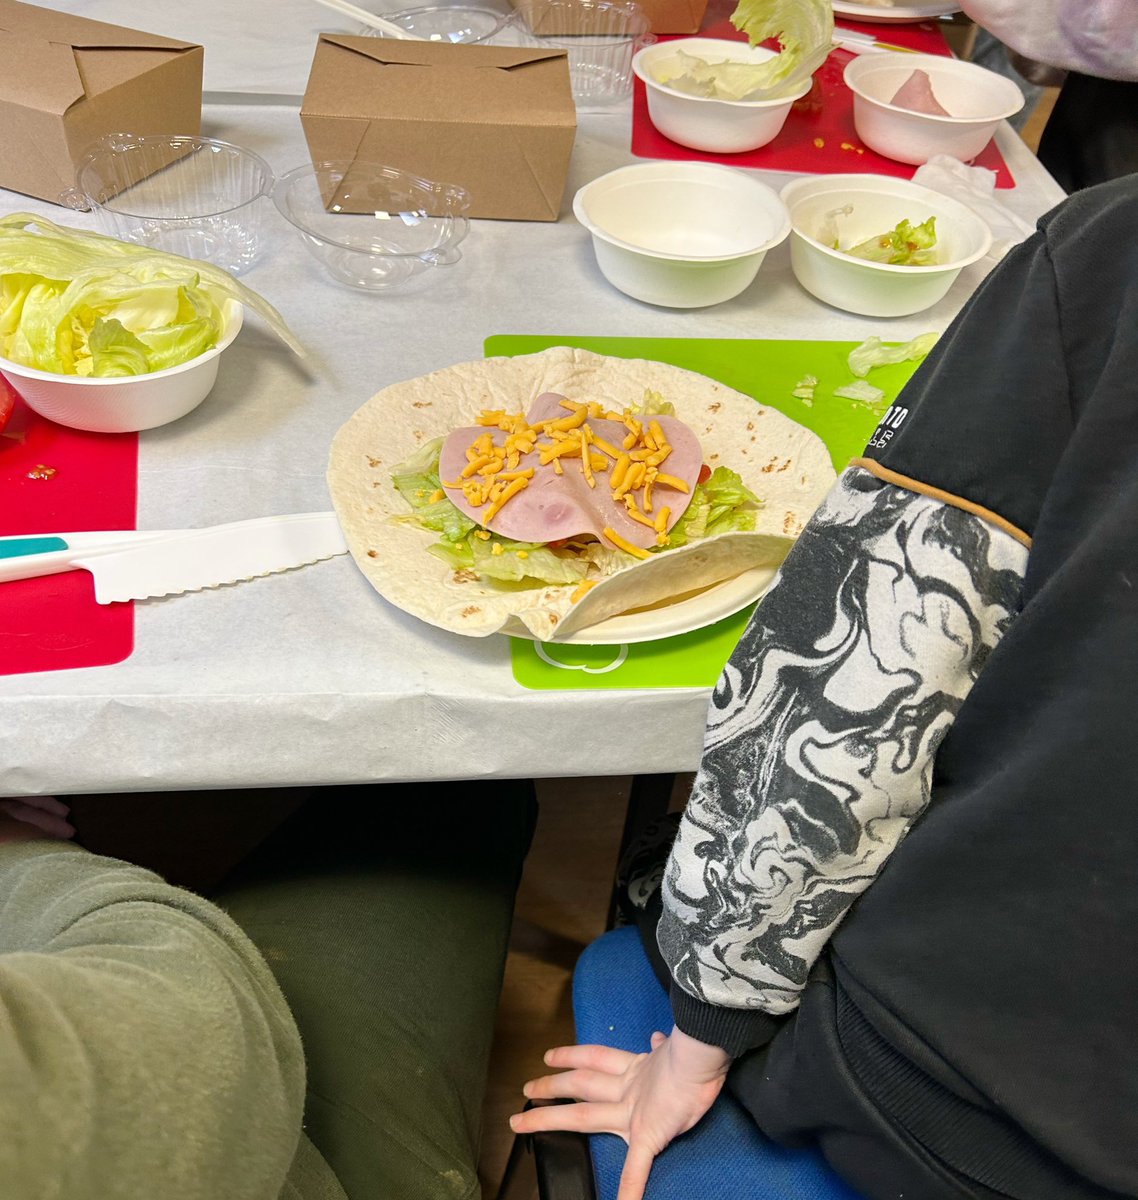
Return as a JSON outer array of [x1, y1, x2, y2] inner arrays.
[[0, 512, 348, 603]]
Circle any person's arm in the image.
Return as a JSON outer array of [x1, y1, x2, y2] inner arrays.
[[958, 0, 1138, 81], [0, 829, 308, 1200], [513, 184, 1129, 1197], [659, 465, 1029, 1052], [512, 471, 1030, 1200]]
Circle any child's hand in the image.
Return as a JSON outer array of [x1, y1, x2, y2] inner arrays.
[[509, 1027, 731, 1200], [0, 797, 76, 843]]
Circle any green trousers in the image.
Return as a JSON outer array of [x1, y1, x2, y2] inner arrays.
[[68, 782, 536, 1200], [210, 784, 536, 1200]]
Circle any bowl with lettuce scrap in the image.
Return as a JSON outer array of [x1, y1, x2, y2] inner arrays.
[[780, 174, 992, 318], [0, 213, 302, 433]]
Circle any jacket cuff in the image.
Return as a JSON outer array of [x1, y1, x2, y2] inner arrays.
[[670, 982, 788, 1057]]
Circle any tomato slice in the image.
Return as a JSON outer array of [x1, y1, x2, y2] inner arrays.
[[697, 463, 712, 485], [0, 375, 17, 435]]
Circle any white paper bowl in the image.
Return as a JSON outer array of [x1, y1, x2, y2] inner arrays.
[[781, 175, 992, 317], [633, 39, 811, 154], [844, 52, 1024, 165], [0, 302, 243, 433], [573, 162, 790, 308]]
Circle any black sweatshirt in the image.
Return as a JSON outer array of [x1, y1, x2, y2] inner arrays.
[[656, 174, 1138, 1195]]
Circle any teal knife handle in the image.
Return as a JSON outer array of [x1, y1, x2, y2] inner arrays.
[[0, 536, 69, 559], [0, 536, 78, 584]]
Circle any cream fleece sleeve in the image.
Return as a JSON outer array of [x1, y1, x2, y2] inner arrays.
[[959, 0, 1138, 80], [0, 840, 316, 1200]]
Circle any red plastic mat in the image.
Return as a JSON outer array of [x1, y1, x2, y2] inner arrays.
[[631, 17, 1015, 187], [0, 380, 137, 676]]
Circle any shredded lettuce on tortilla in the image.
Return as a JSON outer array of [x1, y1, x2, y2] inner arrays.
[[667, 467, 761, 546], [390, 432, 761, 586], [633, 388, 674, 416]]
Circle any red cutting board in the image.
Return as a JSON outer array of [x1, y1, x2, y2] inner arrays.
[[0, 380, 136, 676], [631, 17, 1015, 187]]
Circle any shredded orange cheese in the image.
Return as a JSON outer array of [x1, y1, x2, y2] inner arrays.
[[602, 526, 651, 559], [570, 579, 598, 603], [483, 476, 529, 523], [654, 472, 689, 493], [623, 499, 657, 531], [444, 398, 693, 558]]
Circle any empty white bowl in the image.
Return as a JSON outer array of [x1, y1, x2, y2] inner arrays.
[[781, 174, 992, 317], [573, 162, 790, 308], [844, 52, 1024, 165], [633, 38, 811, 154], [0, 302, 243, 433]]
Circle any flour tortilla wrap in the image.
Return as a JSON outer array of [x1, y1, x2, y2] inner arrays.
[[328, 347, 836, 641]]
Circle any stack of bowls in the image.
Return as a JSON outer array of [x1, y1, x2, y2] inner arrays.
[[574, 162, 790, 308]]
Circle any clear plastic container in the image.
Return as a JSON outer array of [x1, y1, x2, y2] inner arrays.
[[512, 0, 654, 105], [63, 135, 273, 276], [272, 161, 471, 291], [358, 1, 522, 42]]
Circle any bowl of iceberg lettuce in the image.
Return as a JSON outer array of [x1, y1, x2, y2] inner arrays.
[[0, 212, 301, 434], [633, 38, 811, 154]]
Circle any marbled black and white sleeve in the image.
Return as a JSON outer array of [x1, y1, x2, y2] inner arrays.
[[657, 464, 1029, 1054]]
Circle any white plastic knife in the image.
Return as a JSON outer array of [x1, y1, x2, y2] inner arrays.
[[833, 27, 918, 54], [0, 512, 348, 603]]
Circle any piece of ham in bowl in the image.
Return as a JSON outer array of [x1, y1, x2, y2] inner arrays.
[[844, 52, 1025, 165]]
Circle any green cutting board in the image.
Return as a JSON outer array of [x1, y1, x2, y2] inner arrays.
[[485, 334, 920, 691]]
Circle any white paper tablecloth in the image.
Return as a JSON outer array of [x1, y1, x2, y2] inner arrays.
[[0, 2, 1066, 795]]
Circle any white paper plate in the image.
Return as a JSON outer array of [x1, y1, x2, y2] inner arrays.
[[833, 1, 960, 24], [505, 563, 778, 646]]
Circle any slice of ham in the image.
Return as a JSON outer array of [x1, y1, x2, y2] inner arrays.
[[439, 392, 703, 551], [889, 69, 951, 117]]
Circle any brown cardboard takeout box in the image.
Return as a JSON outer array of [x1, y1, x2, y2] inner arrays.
[[0, 0, 203, 206], [510, 0, 710, 36], [300, 35, 577, 223], [638, 0, 710, 33]]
